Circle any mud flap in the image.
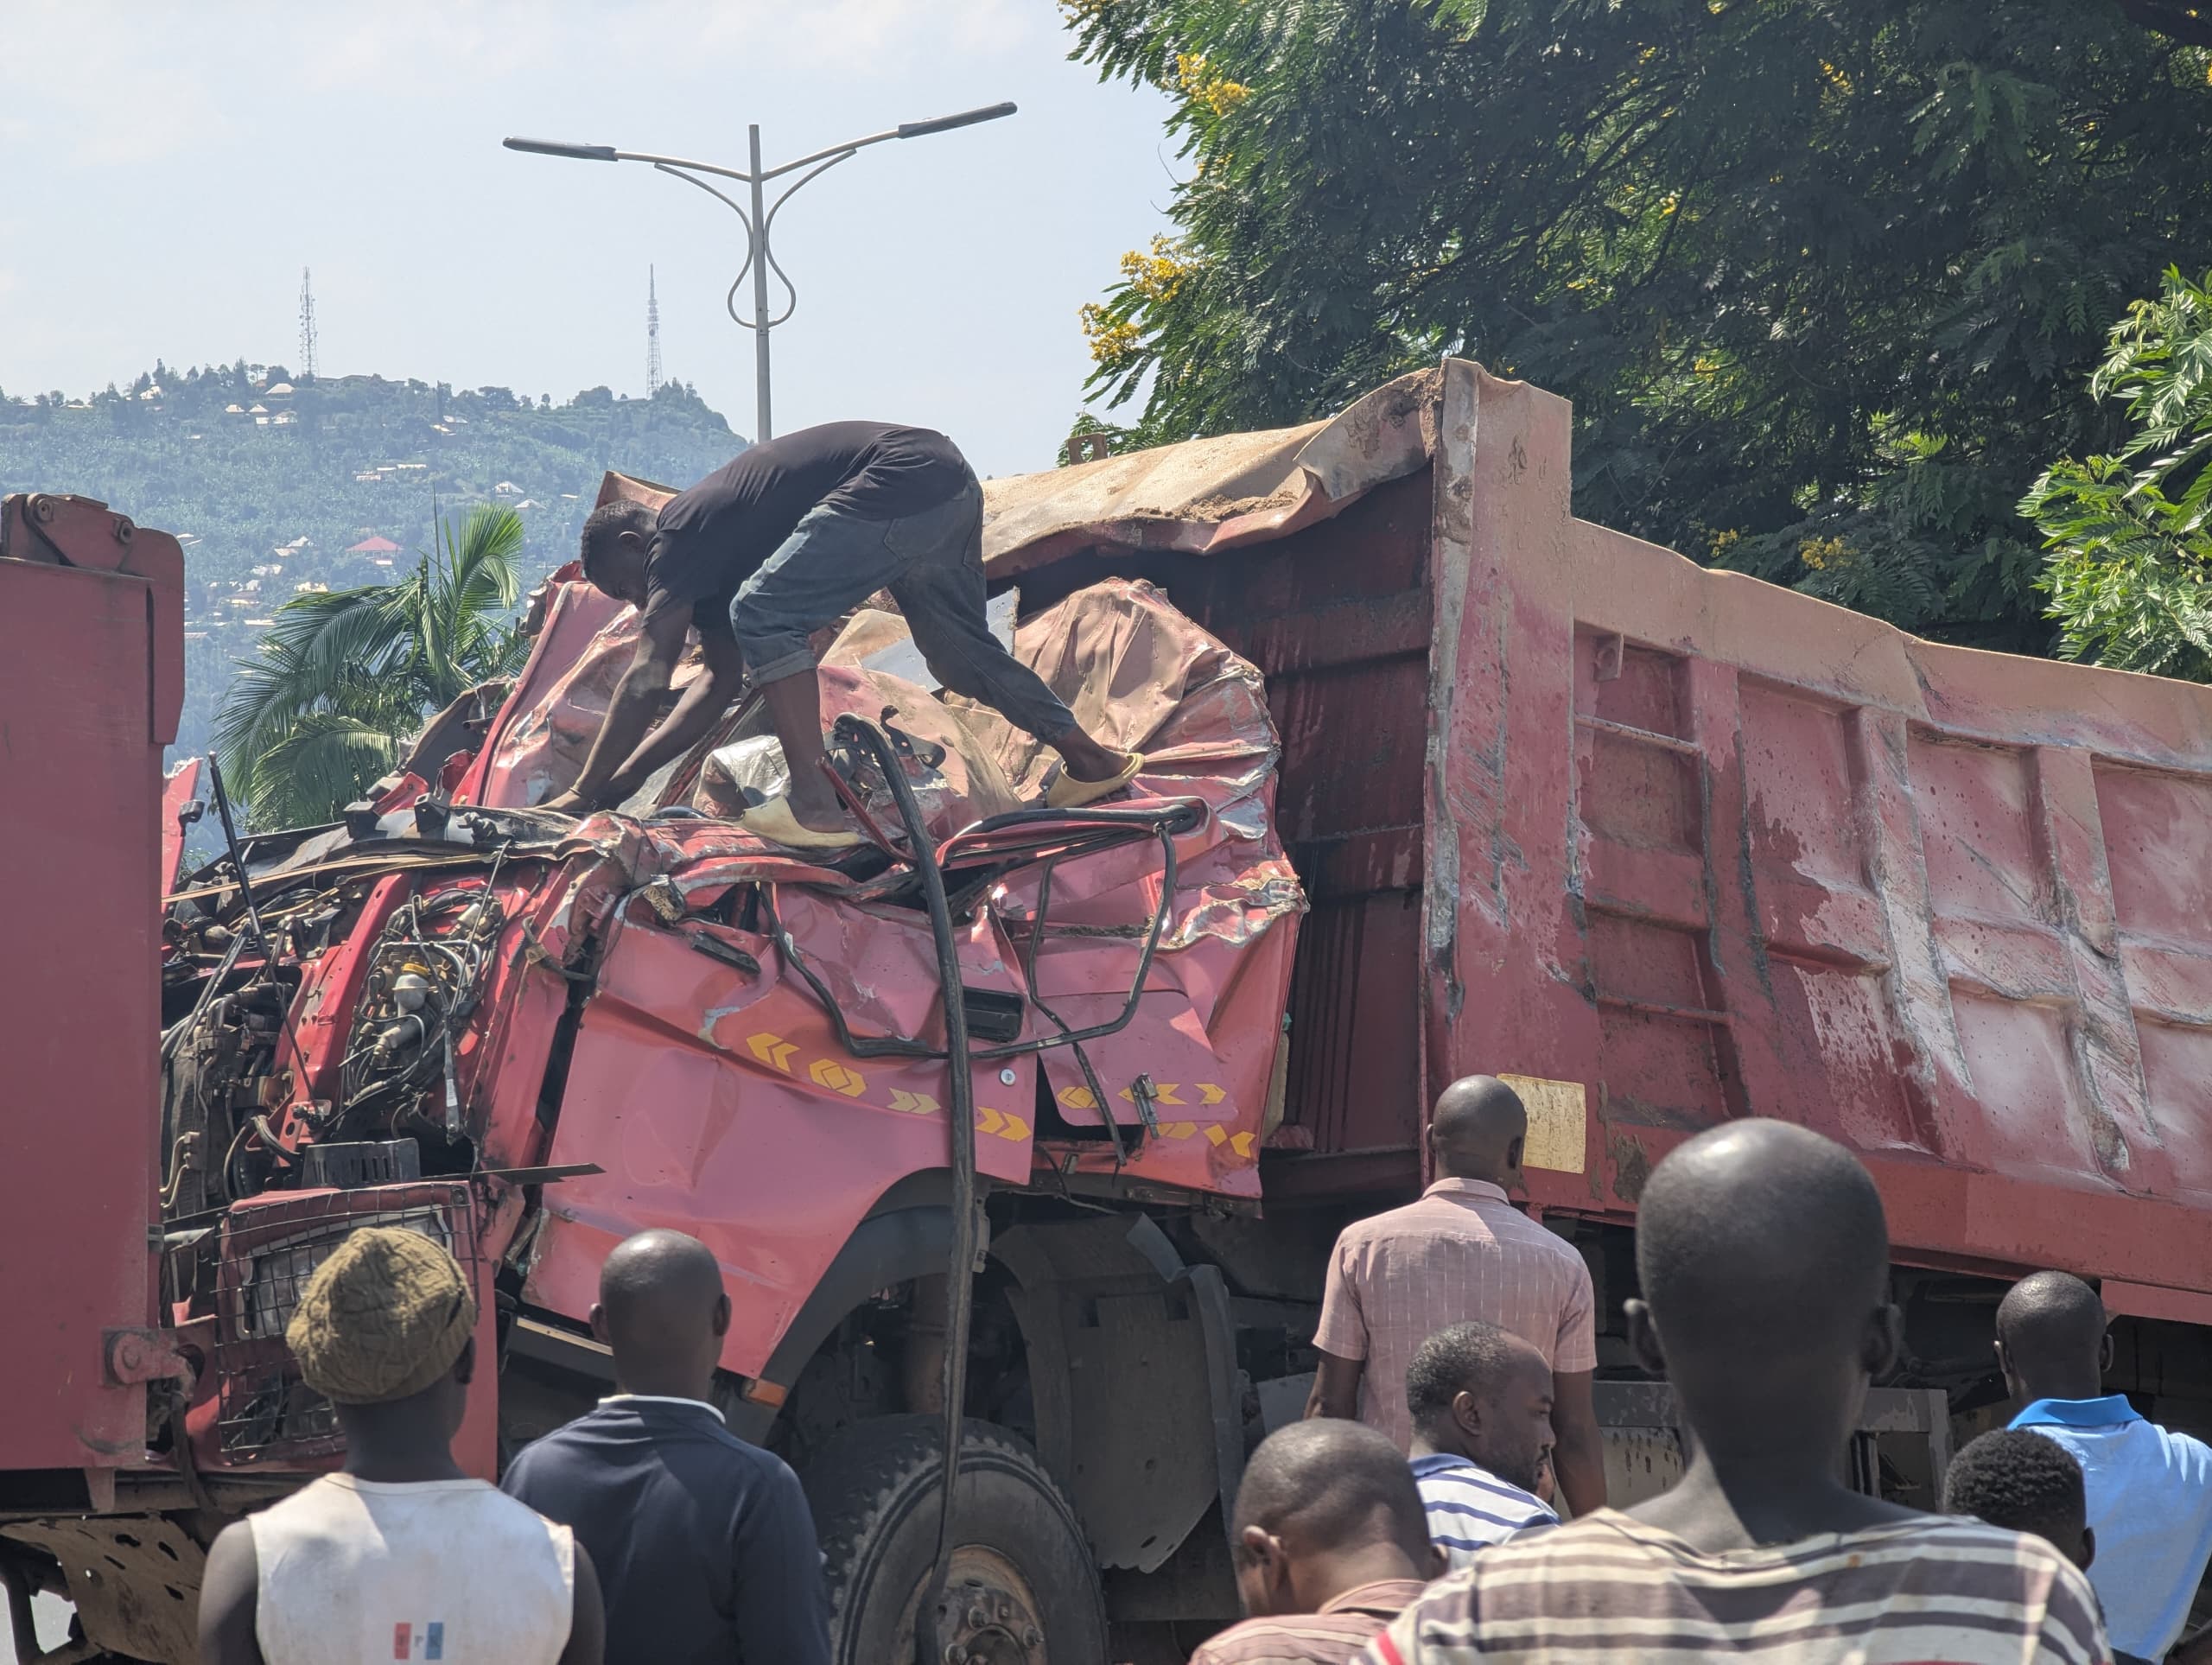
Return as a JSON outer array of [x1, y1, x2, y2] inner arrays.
[[993, 1215, 1244, 1580]]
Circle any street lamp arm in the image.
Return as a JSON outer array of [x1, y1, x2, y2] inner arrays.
[[611, 148, 768, 185], [652, 162, 755, 230], [759, 130, 899, 181], [753, 102, 1014, 180], [764, 149, 857, 235]]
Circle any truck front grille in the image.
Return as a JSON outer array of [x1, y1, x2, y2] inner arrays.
[[213, 1184, 478, 1459]]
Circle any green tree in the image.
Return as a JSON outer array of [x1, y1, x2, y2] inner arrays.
[[213, 505, 532, 827], [1066, 0, 2212, 651], [2023, 266, 2212, 681]]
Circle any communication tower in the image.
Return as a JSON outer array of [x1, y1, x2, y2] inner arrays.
[[298, 268, 319, 381], [646, 266, 664, 397]]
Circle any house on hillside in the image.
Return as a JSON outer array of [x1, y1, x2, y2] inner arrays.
[[493, 480, 522, 496], [264, 382, 296, 397], [346, 536, 402, 558], [225, 404, 245, 415]]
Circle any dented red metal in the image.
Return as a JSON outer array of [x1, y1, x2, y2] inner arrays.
[[2, 494, 183, 1478]]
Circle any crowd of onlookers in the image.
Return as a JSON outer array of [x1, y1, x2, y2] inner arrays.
[[195, 1077, 2212, 1664]]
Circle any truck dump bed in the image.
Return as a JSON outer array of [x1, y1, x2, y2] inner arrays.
[[983, 359, 2212, 1318]]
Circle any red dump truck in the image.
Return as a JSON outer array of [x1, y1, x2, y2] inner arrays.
[[9, 359, 2212, 1664]]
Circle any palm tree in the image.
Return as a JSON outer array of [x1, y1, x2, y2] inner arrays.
[[213, 504, 533, 828]]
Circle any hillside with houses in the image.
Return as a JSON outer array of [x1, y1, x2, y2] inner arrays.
[[0, 363, 743, 767]]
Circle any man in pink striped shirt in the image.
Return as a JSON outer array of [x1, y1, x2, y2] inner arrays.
[[1305, 1077, 1605, 1517]]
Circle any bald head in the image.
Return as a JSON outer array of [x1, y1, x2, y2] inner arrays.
[[1630, 1120, 1894, 1447], [1995, 1272, 2107, 1403], [1233, 1420, 1430, 1563], [593, 1230, 729, 1397], [1430, 1076, 1528, 1185]]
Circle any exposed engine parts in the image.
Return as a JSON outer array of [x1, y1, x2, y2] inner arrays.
[[336, 881, 506, 1146]]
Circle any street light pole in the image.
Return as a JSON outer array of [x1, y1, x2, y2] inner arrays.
[[505, 102, 1016, 441], [747, 124, 770, 442]]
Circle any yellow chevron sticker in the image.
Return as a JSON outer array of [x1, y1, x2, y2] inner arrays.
[[1199, 1083, 1227, 1105], [1230, 1131, 1255, 1158], [887, 1088, 939, 1115], [1119, 1082, 1185, 1106], [1156, 1121, 1197, 1141], [747, 1033, 798, 1072], [1205, 1123, 1227, 1147], [1057, 1085, 1097, 1111], [809, 1058, 868, 1097], [975, 1108, 1033, 1141]]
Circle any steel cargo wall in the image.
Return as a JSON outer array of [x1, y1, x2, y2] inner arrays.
[[1423, 363, 2212, 1318], [1172, 475, 1437, 1172], [0, 497, 184, 1473]]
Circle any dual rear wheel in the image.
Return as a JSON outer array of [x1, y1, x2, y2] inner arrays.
[[803, 1416, 1107, 1665]]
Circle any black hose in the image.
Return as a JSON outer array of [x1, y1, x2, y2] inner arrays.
[[764, 806, 1190, 1069], [828, 715, 979, 1665]]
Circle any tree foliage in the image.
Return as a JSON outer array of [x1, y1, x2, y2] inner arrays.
[[213, 505, 533, 828], [1065, 0, 2212, 651], [2024, 266, 2212, 680]]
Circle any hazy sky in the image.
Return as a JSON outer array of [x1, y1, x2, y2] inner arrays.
[[0, 0, 1178, 476]]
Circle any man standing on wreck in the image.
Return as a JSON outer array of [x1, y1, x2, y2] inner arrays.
[[543, 421, 1142, 848]]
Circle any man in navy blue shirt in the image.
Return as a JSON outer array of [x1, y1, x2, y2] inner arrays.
[[503, 1230, 831, 1665], [1996, 1269, 2212, 1664]]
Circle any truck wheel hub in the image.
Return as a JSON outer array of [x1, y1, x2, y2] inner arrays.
[[929, 1549, 1045, 1665]]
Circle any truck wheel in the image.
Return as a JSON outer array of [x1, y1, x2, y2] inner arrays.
[[803, 1414, 1106, 1665]]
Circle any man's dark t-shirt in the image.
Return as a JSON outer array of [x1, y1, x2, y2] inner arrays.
[[500, 1397, 831, 1665], [645, 420, 968, 633]]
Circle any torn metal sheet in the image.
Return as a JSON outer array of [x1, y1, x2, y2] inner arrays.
[[981, 367, 1440, 578]]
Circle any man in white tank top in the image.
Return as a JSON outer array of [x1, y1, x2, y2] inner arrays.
[[198, 1226, 605, 1664]]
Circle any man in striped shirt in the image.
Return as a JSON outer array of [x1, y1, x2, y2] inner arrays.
[[1191, 1420, 1444, 1665], [1362, 1121, 2109, 1665], [1405, 1322, 1558, 1569], [1308, 1077, 1605, 1518]]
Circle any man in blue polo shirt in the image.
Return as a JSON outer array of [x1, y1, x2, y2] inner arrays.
[[503, 1229, 830, 1665], [1997, 1269, 2212, 1662]]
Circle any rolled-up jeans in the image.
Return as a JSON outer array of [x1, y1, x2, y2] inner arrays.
[[729, 476, 1079, 742]]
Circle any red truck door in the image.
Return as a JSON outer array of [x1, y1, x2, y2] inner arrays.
[[0, 495, 184, 1478]]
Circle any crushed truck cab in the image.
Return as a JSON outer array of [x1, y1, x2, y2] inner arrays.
[[10, 360, 2212, 1664]]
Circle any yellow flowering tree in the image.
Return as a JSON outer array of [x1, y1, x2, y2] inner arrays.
[[1064, 0, 2212, 651]]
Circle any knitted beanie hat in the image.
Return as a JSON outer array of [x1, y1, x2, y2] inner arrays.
[[286, 1225, 477, 1405]]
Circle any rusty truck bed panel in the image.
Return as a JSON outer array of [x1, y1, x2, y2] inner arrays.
[[1425, 365, 2212, 1309], [979, 362, 2212, 1310]]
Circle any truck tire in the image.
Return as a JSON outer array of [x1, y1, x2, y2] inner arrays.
[[803, 1415, 1106, 1665]]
